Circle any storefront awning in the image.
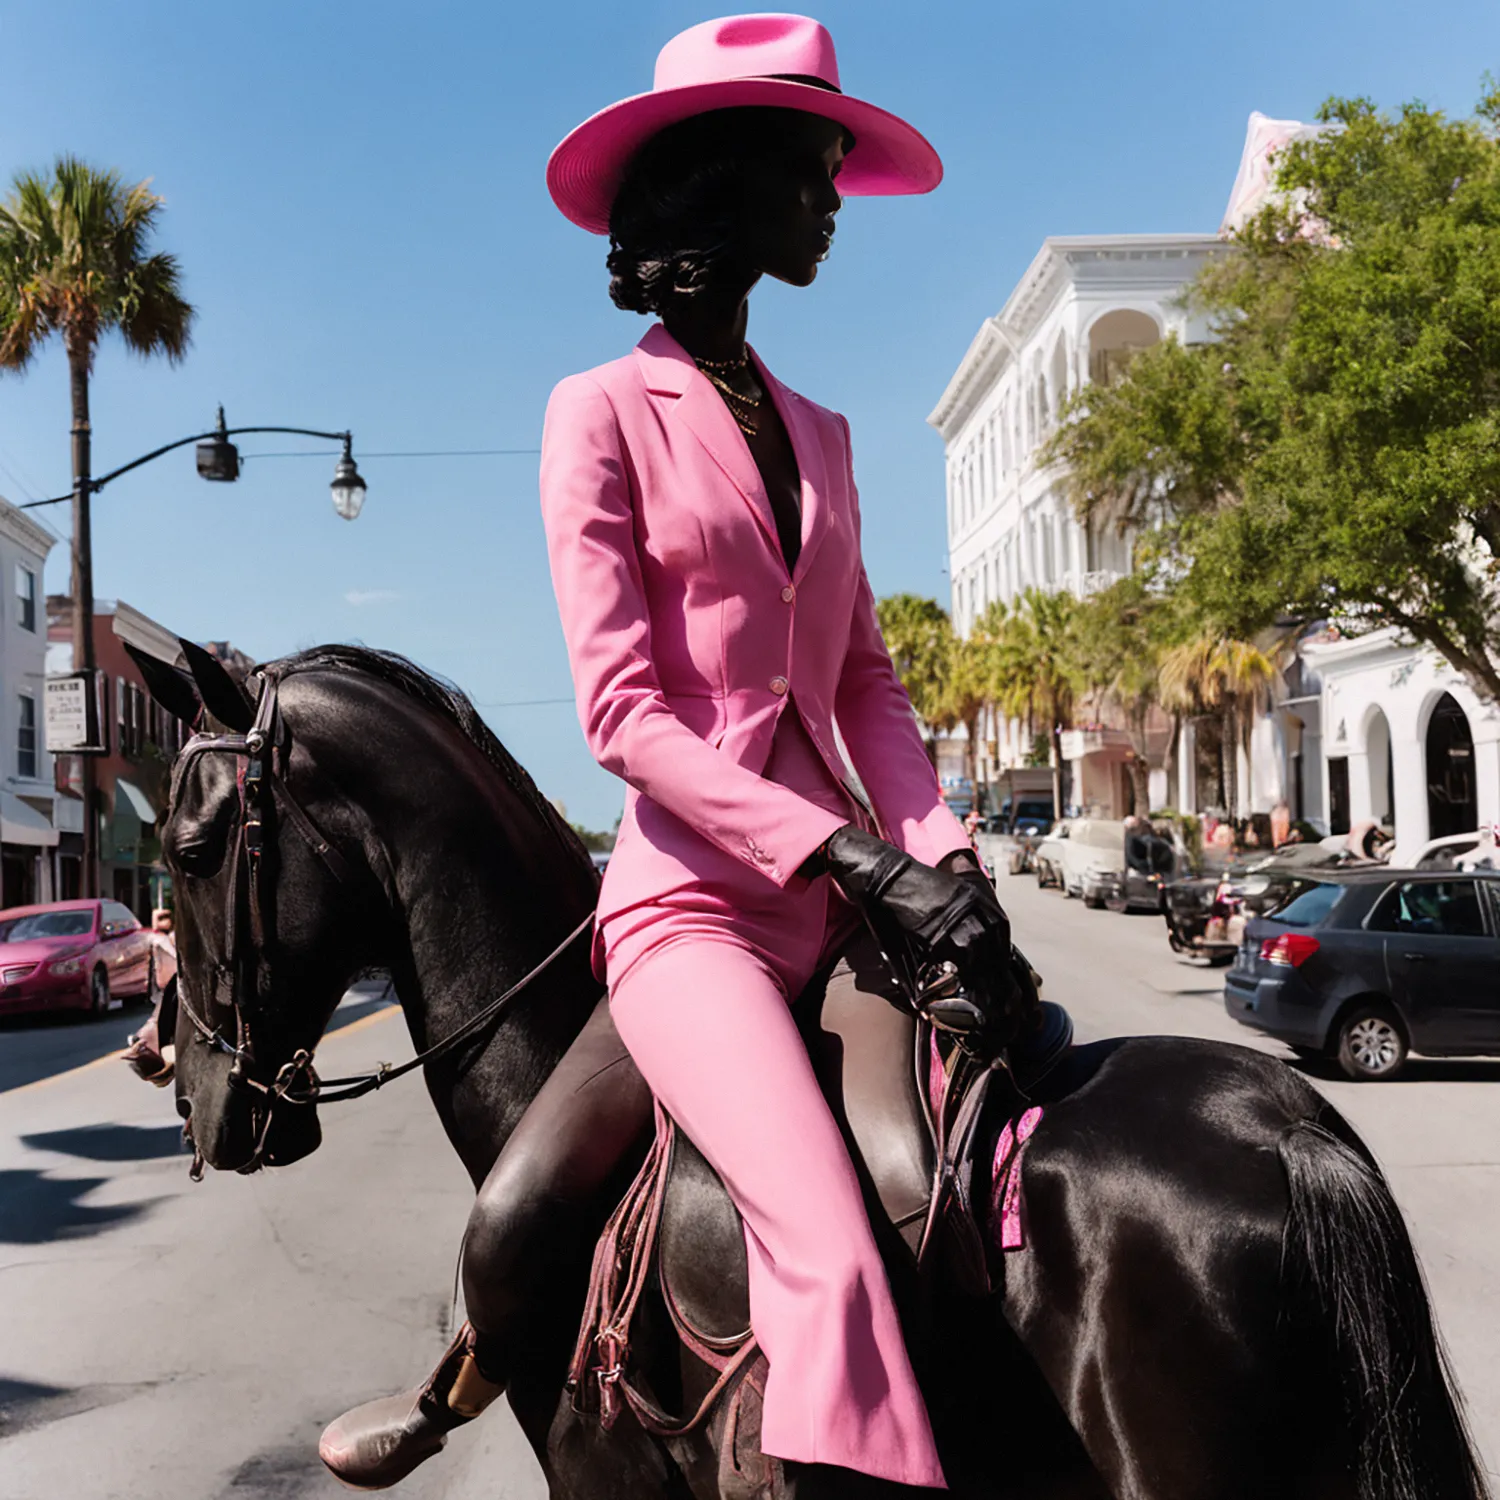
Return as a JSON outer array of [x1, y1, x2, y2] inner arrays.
[[1, 791, 59, 848], [115, 779, 158, 824]]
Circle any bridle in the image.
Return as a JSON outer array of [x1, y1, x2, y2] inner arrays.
[[171, 668, 592, 1177]]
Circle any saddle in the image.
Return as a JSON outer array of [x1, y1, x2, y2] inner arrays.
[[566, 928, 1055, 1451]]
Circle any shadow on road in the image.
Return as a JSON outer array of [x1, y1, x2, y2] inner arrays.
[[1289, 1056, 1500, 1085], [0, 1007, 143, 1095], [0, 1168, 155, 1244], [20, 1122, 189, 1162], [0, 1373, 158, 1438]]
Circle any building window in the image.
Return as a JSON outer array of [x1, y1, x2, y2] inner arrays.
[[16, 565, 35, 632], [17, 694, 36, 779]]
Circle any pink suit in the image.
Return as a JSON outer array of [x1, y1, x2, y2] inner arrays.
[[541, 324, 968, 1487]]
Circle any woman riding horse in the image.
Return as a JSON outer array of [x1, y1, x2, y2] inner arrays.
[[320, 14, 1068, 1493]]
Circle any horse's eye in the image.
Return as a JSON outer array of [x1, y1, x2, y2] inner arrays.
[[168, 801, 238, 878]]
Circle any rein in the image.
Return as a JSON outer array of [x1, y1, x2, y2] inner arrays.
[[173, 667, 593, 1174]]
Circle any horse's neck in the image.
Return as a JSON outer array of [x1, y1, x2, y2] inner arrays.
[[381, 789, 600, 1187]]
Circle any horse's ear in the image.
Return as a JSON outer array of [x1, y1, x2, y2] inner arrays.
[[124, 642, 203, 727], [179, 638, 255, 734]]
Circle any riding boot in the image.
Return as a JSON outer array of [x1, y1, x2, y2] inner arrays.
[[317, 1322, 505, 1489]]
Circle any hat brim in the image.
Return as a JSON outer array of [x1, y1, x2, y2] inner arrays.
[[547, 77, 942, 235]]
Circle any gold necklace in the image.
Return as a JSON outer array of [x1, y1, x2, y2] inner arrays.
[[695, 361, 761, 438]]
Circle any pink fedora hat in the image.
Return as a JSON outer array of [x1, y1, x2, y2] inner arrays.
[[547, 13, 942, 234]]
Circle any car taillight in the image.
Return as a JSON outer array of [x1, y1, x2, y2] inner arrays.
[[1259, 933, 1320, 967]]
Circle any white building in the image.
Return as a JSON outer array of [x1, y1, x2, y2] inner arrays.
[[1304, 630, 1499, 863], [0, 496, 59, 904], [928, 233, 1223, 812]]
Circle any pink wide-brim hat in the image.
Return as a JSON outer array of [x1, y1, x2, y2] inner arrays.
[[548, 13, 942, 235]]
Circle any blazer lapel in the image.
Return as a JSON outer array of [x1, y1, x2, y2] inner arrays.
[[754, 353, 832, 582], [634, 325, 781, 554]]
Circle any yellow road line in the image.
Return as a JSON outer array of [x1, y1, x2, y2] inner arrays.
[[324, 1006, 402, 1043], [2, 1003, 401, 1100], [4, 1048, 122, 1098]]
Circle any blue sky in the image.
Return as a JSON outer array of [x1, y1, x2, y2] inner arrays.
[[1, 1, 1496, 830]]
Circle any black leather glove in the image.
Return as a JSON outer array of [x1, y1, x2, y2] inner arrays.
[[818, 826, 1015, 1046]]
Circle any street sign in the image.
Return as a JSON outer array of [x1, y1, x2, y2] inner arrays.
[[45, 671, 107, 754]]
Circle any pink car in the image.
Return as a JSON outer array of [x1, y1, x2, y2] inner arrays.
[[0, 899, 154, 1017]]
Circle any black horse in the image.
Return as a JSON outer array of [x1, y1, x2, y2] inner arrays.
[[136, 642, 1490, 1500]]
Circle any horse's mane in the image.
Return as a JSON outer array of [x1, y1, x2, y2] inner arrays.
[[269, 644, 593, 870]]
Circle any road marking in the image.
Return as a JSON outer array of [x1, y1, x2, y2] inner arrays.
[[5, 1048, 123, 1097], [4, 1003, 401, 1100], [325, 1006, 401, 1042]]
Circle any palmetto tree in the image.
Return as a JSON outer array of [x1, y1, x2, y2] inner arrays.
[[991, 588, 1078, 819], [0, 155, 194, 892], [1158, 635, 1277, 816], [876, 593, 956, 767]]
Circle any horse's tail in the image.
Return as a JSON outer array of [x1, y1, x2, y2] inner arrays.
[[1278, 1117, 1492, 1500]]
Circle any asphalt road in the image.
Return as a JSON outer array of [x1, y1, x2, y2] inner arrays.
[[0, 885, 1495, 1498]]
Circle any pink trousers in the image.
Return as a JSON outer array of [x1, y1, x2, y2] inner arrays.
[[602, 712, 946, 1489]]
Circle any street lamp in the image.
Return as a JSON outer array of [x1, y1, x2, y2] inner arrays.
[[330, 437, 367, 521], [24, 406, 365, 897]]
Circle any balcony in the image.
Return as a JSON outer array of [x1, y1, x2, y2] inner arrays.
[[1059, 726, 1135, 761]]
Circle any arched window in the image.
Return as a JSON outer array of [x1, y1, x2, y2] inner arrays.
[[1087, 308, 1162, 387]]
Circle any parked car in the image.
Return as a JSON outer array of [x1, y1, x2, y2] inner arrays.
[[996, 795, 1056, 838], [0, 899, 154, 1018], [1089, 827, 1180, 913], [1052, 818, 1130, 903], [1224, 869, 1500, 1079], [1162, 843, 1345, 962]]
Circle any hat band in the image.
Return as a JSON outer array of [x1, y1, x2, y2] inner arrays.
[[764, 73, 843, 95]]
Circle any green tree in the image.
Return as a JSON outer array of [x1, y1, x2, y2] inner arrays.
[[937, 604, 1002, 808], [0, 155, 193, 892], [1158, 634, 1278, 814], [1044, 85, 1500, 703], [876, 593, 955, 764], [1070, 575, 1174, 814], [991, 588, 1077, 818]]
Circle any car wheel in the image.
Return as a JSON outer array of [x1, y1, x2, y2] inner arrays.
[[89, 966, 111, 1016], [1335, 1005, 1408, 1081]]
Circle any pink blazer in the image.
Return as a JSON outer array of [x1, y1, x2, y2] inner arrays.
[[541, 324, 968, 966]]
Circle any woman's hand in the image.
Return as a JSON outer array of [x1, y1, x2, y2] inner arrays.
[[816, 826, 1017, 1045]]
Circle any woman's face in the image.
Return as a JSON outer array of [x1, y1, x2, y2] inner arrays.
[[742, 114, 847, 289]]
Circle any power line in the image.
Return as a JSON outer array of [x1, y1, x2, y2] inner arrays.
[[247, 446, 541, 459], [475, 696, 576, 709]]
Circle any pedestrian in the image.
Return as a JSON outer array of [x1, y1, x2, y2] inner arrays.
[[320, 13, 1065, 1492], [121, 908, 177, 1087], [964, 806, 983, 843]]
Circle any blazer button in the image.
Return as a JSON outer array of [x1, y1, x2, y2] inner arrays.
[[781, 584, 796, 603], [769, 676, 789, 696]]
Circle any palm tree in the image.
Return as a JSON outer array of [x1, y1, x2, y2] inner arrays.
[[938, 608, 1002, 811], [1158, 635, 1277, 816], [0, 155, 194, 893], [991, 588, 1078, 819], [876, 593, 956, 766]]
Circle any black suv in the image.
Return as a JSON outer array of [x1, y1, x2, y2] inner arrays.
[[1224, 869, 1500, 1079]]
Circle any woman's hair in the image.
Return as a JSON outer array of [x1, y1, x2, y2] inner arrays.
[[607, 106, 850, 315]]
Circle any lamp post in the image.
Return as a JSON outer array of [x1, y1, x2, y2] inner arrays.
[[26, 408, 365, 897]]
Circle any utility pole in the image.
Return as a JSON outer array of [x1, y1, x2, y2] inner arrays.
[[69, 356, 98, 898]]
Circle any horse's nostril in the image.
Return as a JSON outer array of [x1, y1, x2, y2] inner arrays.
[[175, 1096, 192, 1121]]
